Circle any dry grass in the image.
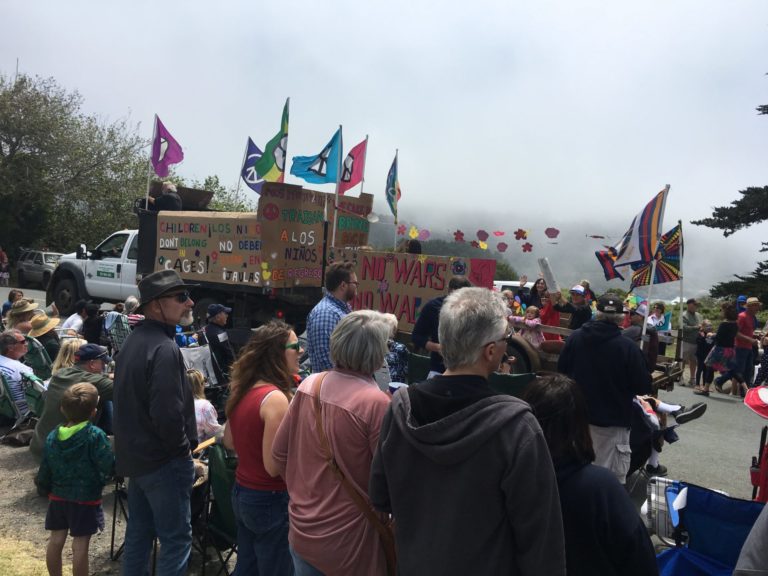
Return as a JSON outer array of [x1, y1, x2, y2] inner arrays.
[[0, 536, 71, 576]]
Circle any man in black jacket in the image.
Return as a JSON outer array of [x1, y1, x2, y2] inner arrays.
[[558, 294, 651, 483], [552, 284, 593, 330], [113, 270, 197, 576], [204, 303, 234, 384], [370, 287, 565, 576]]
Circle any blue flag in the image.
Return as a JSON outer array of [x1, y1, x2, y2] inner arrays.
[[240, 138, 264, 194], [290, 128, 341, 184]]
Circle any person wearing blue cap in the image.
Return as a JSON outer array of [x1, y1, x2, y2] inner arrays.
[[30, 343, 113, 460], [204, 303, 234, 384]]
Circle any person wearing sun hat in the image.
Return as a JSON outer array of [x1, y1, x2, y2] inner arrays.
[[6, 298, 41, 331], [113, 269, 199, 575], [28, 314, 61, 362], [29, 343, 114, 460]]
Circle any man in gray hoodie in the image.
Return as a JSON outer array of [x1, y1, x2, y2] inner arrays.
[[369, 287, 565, 576]]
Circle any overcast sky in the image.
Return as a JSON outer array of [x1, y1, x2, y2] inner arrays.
[[3, 1, 767, 297]]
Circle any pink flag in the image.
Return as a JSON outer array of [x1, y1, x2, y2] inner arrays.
[[151, 115, 184, 177], [338, 138, 367, 195]]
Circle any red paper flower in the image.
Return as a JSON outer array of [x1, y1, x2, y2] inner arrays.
[[397, 225, 406, 236], [477, 229, 489, 242], [418, 229, 431, 241], [522, 242, 533, 252], [470, 240, 480, 248], [497, 242, 508, 253], [454, 230, 465, 242], [493, 231, 505, 237], [514, 228, 528, 240], [544, 227, 560, 239]]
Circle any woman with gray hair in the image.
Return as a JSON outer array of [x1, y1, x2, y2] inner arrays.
[[272, 310, 392, 576]]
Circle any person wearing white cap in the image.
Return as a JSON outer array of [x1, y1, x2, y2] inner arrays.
[[552, 284, 593, 330]]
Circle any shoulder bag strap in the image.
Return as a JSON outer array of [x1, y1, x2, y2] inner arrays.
[[311, 373, 396, 573]]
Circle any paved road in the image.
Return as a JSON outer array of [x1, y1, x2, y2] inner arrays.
[[653, 380, 765, 500]]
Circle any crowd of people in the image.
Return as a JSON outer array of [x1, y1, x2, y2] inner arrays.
[[0, 266, 766, 576]]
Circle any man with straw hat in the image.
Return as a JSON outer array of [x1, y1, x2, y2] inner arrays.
[[28, 314, 61, 362], [113, 269, 198, 576]]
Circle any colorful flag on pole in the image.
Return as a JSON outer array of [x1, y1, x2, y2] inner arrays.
[[290, 128, 341, 184], [254, 98, 289, 183], [612, 186, 670, 268], [595, 250, 625, 281], [386, 153, 401, 223], [629, 224, 683, 290], [338, 138, 367, 195], [240, 138, 264, 193], [151, 115, 184, 177]]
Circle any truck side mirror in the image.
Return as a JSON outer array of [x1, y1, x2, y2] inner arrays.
[[76, 244, 87, 260]]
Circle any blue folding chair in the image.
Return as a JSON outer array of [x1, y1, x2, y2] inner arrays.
[[657, 482, 765, 576]]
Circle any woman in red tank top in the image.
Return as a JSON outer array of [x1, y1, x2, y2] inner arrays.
[[223, 321, 301, 575]]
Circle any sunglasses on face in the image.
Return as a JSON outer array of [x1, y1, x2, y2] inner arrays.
[[162, 291, 191, 303], [285, 342, 302, 351]]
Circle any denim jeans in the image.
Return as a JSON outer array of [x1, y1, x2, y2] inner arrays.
[[289, 545, 325, 576], [231, 484, 293, 576], [123, 457, 194, 576], [717, 347, 752, 386]]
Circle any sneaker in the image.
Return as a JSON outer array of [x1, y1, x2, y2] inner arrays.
[[672, 402, 707, 425], [645, 463, 668, 477]]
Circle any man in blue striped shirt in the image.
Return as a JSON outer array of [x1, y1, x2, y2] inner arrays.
[[306, 262, 358, 372]]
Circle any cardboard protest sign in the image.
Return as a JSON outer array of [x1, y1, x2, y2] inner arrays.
[[327, 249, 497, 332], [257, 183, 327, 288], [155, 211, 264, 285], [331, 193, 374, 247]]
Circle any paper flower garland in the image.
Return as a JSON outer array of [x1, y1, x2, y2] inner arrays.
[[522, 242, 533, 253]]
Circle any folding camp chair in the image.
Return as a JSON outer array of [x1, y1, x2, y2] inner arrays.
[[21, 372, 46, 418], [23, 335, 53, 381], [487, 372, 536, 398], [750, 425, 768, 503], [0, 373, 20, 424], [200, 444, 238, 576], [407, 353, 431, 384], [655, 481, 765, 576]]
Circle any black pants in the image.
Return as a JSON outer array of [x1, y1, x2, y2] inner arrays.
[[696, 357, 714, 386]]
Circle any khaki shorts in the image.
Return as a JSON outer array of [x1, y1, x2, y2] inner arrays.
[[589, 425, 631, 484], [682, 341, 697, 361]]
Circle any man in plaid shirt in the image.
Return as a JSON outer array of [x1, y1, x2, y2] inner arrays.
[[306, 262, 358, 372]]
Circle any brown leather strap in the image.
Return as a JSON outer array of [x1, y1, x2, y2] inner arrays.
[[311, 373, 396, 562]]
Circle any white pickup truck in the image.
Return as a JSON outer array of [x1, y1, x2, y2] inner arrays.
[[47, 229, 139, 315]]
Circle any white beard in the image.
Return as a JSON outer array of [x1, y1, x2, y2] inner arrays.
[[179, 310, 195, 327]]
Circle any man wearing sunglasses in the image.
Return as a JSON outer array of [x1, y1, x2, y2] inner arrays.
[[113, 269, 198, 576], [0, 328, 35, 421]]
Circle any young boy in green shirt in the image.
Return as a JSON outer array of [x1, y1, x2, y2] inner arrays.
[[37, 382, 113, 576]]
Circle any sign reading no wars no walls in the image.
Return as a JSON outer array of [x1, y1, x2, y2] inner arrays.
[[327, 249, 497, 332]]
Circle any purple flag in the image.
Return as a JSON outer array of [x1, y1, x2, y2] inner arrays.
[[151, 115, 184, 177]]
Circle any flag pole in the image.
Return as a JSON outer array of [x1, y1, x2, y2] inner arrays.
[[144, 114, 158, 210], [640, 184, 670, 341], [677, 219, 684, 331], [234, 138, 248, 204], [280, 97, 290, 183], [359, 134, 369, 197], [331, 125, 343, 248]]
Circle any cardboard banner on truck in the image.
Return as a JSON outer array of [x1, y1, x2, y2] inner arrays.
[[326, 249, 497, 332], [155, 211, 264, 286], [331, 193, 375, 247], [258, 183, 327, 288]]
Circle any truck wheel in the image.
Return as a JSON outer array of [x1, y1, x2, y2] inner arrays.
[[17, 270, 25, 288], [53, 278, 78, 316], [505, 338, 541, 374]]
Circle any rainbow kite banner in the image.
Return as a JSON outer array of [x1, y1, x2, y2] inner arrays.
[[629, 223, 683, 290], [612, 186, 670, 268], [254, 98, 289, 183]]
